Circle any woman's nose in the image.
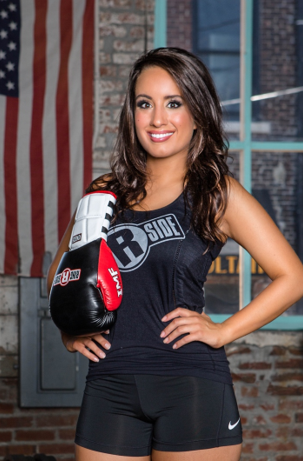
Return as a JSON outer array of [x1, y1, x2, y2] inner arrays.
[[150, 106, 167, 126]]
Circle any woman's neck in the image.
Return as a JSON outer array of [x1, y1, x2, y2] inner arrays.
[[132, 157, 187, 211], [145, 156, 187, 191]]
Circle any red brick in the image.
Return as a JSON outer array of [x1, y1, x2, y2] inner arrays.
[[58, 428, 75, 440], [276, 359, 303, 369], [289, 347, 303, 356], [0, 431, 12, 442], [279, 400, 303, 411], [2, 378, 18, 386], [36, 414, 78, 427], [270, 346, 286, 355], [291, 427, 303, 437], [295, 413, 303, 423], [7, 444, 36, 455], [101, 124, 119, 134], [270, 413, 291, 424], [259, 441, 297, 451], [276, 426, 290, 438], [276, 457, 303, 461], [15, 429, 55, 442], [243, 428, 272, 439], [240, 458, 268, 461], [239, 362, 272, 370], [0, 416, 33, 428], [0, 446, 7, 456], [99, 25, 127, 38], [241, 442, 254, 453], [260, 402, 275, 411], [100, 66, 117, 77], [272, 372, 303, 382], [241, 386, 259, 397], [130, 26, 144, 38], [135, 0, 155, 11], [0, 402, 14, 413], [38, 443, 74, 455], [252, 415, 267, 425], [231, 372, 256, 383], [0, 378, 18, 401], [226, 346, 252, 357], [239, 403, 255, 410], [267, 384, 303, 396]]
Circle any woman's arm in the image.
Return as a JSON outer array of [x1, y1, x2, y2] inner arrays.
[[161, 177, 303, 348], [216, 177, 303, 344]]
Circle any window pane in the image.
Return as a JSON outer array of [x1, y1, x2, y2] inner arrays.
[[250, 0, 303, 141], [167, 0, 241, 137], [204, 153, 240, 315], [193, 0, 240, 124], [251, 151, 303, 314]]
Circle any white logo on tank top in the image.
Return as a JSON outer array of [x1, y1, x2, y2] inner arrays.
[[107, 213, 185, 272]]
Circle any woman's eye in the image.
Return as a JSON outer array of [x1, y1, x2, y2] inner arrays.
[[136, 100, 151, 109], [167, 100, 182, 108]]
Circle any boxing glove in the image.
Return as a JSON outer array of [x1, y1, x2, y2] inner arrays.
[[49, 191, 123, 336]]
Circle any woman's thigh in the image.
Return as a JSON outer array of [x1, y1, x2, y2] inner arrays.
[[76, 444, 151, 461], [152, 444, 242, 461]]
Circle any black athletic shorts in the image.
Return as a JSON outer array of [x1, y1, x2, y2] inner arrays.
[[75, 375, 242, 456]]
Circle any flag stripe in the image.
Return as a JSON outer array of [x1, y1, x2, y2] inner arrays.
[[29, 0, 47, 276], [0, 99, 6, 274], [69, 0, 85, 214], [1, 0, 94, 276], [43, 0, 60, 257], [56, 0, 73, 242], [82, 0, 94, 190], [17, 0, 35, 276], [4, 97, 19, 274]]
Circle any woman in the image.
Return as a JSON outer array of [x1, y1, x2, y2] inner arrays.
[[47, 48, 303, 461]]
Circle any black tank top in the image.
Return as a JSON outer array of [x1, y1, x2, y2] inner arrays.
[[87, 193, 232, 384]]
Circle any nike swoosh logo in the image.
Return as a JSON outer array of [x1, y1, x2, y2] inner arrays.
[[228, 418, 240, 430]]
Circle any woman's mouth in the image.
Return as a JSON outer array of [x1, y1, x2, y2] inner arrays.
[[148, 131, 174, 142]]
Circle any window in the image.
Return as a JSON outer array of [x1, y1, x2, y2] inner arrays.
[[155, 0, 303, 329]]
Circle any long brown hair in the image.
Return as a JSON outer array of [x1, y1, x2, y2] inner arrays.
[[87, 47, 230, 244]]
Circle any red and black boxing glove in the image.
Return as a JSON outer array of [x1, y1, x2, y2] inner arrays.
[[49, 191, 123, 336]]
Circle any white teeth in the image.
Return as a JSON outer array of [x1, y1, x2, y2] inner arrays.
[[150, 132, 173, 139]]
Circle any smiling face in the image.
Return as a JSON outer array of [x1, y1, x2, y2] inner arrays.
[[134, 66, 196, 165]]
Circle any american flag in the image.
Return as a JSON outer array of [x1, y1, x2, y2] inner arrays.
[[0, 0, 94, 276]]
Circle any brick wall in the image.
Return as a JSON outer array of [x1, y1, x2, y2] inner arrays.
[[228, 332, 303, 460], [0, 274, 79, 460], [94, 0, 154, 178], [166, 0, 192, 51], [258, 0, 298, 140]]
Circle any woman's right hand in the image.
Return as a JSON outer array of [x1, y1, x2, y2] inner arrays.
[[61, 331, 111, 362]]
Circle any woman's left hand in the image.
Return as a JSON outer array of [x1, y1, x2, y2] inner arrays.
[[160, 308, 224, 349]]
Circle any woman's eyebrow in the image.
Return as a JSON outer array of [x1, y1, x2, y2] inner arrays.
[[135, 94, 152, 100], [135, 94, 183, 100]]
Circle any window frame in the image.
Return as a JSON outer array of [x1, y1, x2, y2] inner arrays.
[[154, 0, 303, 330]]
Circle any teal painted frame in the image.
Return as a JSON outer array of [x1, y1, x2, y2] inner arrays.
[[239, 0, 253, 310], [154, 0, 303, 330], [154, 0, 167, 48]]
